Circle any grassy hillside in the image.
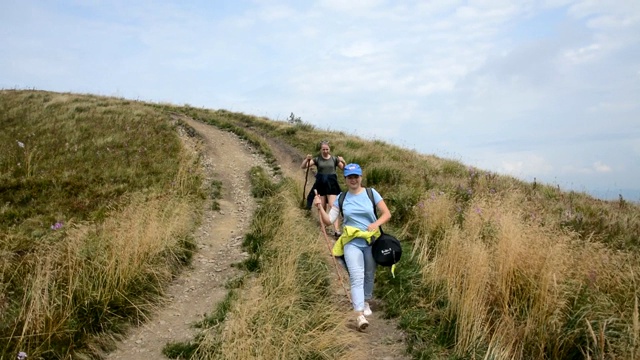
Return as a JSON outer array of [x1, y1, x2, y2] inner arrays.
[[171, 104, 640, 359], [0, 91, 204, 358], [2, 90, 640, 359]]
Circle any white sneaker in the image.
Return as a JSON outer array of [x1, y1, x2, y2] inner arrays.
[[363, 302, 372, 316], [357, 314, 369, 331]]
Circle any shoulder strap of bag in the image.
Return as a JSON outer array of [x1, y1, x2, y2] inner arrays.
[[338, 191, 347, 218], [366, 188, 384, 234], [365, 188, 377, 218]]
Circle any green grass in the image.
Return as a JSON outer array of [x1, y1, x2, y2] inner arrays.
[[162, 169, 284, 358], [1, 92, 190, 232], [0, 90, 204, 358], [196, 290, 239, 328], [210, 179, 223, 210], [203, 107, 640, 359], [163, 341, 199, 359], [4, 89, 640, 359], [190, 180, 358, 359]]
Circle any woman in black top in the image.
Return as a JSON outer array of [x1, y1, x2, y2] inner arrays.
[[301, 140, 345, 236]]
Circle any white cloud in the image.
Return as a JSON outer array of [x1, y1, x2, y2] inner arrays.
[[498, 153, 554, 177], [318, 0, 384, 12], [593, 161, 612, 173], [563, 43, 602, 64], [256, 4, 296, 21], [338, 41, 378, 58]]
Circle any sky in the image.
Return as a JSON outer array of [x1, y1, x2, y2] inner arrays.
[[1, 0, 639, 201]]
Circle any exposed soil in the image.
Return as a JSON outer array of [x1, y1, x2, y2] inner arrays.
[[106, 117, 408, 359]]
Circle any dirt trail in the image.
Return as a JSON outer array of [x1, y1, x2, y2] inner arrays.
[[107, 117, 266, 359], [246, 130, 409, 360], [107, 117, 408, 359]]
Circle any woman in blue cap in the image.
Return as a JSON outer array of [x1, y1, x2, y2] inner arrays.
[[313, 163, 391, 331]]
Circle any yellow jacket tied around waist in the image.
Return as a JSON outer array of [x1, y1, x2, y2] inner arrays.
[[332, 225, 381, 257]]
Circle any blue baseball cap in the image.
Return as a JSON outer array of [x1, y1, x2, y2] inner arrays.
[[343, 163, 362, 177]]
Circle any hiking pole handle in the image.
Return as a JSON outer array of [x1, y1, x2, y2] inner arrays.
[[314, 190, 324, 218]]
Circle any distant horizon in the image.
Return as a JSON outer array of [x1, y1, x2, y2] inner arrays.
[[2, 86, 637, 204], [1, 0, 638, 203]]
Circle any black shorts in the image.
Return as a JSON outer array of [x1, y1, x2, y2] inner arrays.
[[314, 174, 341, 196]]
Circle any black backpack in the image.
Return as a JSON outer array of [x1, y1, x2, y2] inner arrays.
[[338, 188, 402, 267]]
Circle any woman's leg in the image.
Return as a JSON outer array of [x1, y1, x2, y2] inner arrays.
[[362, 245, 376, 302], [316, 181, 328, 218], [343, 242, 365, 312]]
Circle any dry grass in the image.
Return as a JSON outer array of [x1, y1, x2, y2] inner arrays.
[[4, 91, 640, 359], [170, 106, 640, 359], [0, 90, 203, 357], [404, 190, 457, 266], [12, 189, 199, 355], [413, 190, 640, 358], [191, 110, 640, 358], [193, 184, 361, 360]]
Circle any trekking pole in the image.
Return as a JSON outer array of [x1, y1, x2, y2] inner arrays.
[[314, 190, 352, 305]]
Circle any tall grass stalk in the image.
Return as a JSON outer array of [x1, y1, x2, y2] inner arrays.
[[405, 190, 456, 266], [633, 296, 639, 359], [414, 190, 640, 358], [432, 226, 491, 354], [193, 181, 360, 359], [10, 191, 199, 356]]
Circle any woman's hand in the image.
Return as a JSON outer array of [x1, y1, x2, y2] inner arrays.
[[313, 190, 323, 211], [367, 223, 379, 232], [301, 154, 313, 169]]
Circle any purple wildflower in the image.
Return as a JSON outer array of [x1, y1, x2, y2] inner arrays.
[[587, 270, 597, 288], [50, 222, 63, 230], [18, 352, 27, 360]]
